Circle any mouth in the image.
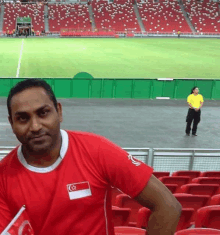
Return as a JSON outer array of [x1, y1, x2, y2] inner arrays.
[[31, 135, 47, 141]]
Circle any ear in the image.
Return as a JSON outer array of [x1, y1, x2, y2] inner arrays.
[[57, 103, 63, 123]]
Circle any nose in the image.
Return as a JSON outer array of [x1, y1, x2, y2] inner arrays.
[[29, 116, 42, 132]]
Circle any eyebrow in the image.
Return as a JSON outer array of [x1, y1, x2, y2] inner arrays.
[[14, 105, 51, 116]]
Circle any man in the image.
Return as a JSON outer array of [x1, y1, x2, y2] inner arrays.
[[0, 79, 182, 235], [186, 86, 204, 136]]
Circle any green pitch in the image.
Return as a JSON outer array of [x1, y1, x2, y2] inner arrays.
[[0, 38, 219, 79]]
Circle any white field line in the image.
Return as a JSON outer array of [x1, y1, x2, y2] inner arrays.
[[16, 39, 24, 78]]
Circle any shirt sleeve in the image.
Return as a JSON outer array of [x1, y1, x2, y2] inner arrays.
[[0, 168, 13, 233], [187, 95, 191, 103], [96, 135, 154, 199], [200, 95, 204, 103]]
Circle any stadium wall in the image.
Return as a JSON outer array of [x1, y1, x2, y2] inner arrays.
[[0, 78, 219, 100]]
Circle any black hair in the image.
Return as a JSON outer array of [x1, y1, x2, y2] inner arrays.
[[7, 78, 58, 118], [191, 86, 198, 94]]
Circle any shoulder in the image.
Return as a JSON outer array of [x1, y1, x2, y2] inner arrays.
[[0, 146, 19, 172], [187, 94, 192, 99]]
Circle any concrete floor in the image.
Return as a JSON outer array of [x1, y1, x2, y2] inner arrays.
[[0, 98, 219, 149]]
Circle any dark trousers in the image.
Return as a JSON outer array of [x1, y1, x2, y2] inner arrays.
[[185, 108, 201, 135]]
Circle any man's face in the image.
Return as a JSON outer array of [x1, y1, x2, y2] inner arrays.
[[8, 87, 63, 155], [194, 88, 199, 94]]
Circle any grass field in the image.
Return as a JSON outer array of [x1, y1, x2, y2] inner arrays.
[[0, 37, 220, 79]]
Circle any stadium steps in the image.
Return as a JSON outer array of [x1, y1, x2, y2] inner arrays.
[[0, 4, 4, 32], [133, 0, 145, 33], [44, 4, 49, 32], [179, 0, 196, 33], [88, 4, 96, 31]]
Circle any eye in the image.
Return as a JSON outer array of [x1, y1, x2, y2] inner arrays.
[[40, 110, 49, 116], [17, 116, 28, 122]]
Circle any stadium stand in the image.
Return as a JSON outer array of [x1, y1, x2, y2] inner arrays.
[[136, 0, 192, 33], [174, 228, 220, 235], [115, 194, 143, 227], [174, 194, 210, 222], [48, 3, 91, 32], [159, 176, 191, 193], [192, 177, 220, 185], [182, 0, 220, 33], [152, 171, 170, 178], [180, 183, 219, 196], [200, 171, 220, 177], [92, 0, 141, 32], [3, 3, 44, 33], [112, 206, 131, 226], [195, 205, 220, 230], [172, 171, 201, 183], [114, 226, 146, 235], [209, 194, 220, 206]]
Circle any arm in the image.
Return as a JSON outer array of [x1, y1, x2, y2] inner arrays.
[[187, 102, 194, 109], [198, 101, 204, 110], [135, 175, 182, 235]]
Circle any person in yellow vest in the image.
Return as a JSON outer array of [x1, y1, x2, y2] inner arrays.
[[185, 87, 204, 136]]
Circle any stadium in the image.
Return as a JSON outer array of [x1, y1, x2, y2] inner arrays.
[[0, 0, 220, 234]]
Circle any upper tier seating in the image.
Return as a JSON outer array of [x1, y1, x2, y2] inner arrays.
[[182, 0, 220, 33], [48, 3, 91, 32], [136, 0, 192, 33], [92, 0, 141, 32], [3, 3, 44, 32]]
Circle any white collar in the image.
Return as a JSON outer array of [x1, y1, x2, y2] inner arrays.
[[17, 129, 69, 173]]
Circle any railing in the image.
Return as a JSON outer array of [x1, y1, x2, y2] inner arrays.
[[2, 146, 220, 174]]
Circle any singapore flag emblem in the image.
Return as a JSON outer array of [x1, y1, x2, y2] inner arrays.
[[67, 182, 92, 200]]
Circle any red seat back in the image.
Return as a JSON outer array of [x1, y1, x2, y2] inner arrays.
[[175, 228, 220, 235], [112, 187, 123, 206], [195, 205, 220, 229], [153, 171, 170, 178], [210, 194, 220, 206], [192, 177, 220, 185], [112, 206, 131, 226], [180, 184, 219, 196], [114, 226, 146, 235], [165, 184, 178, 194], [172, 171, 201, 182], [200, 171, 220, 177], [115, 194, 143, 225]]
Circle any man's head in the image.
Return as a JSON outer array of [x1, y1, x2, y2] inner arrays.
[[7, 78, 63, 155], [191, 87, 199, 95]]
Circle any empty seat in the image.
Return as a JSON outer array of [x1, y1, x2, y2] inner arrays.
[[136, 207, 151, 229], [114, 226, 146, 235], [112, 206, 131, 226], [209, 194, 220, 206], [174, 194, 210, 222], [115, 194, 143, 227], [112, 187, 124, 206], [172, 171, 201, 182], [153, 171, 170, 178], [175, 228, 220, 235], [192, 177, 220, 185], [200, 171, 220, 177], [195, 205, 220, 229], [165, 184, 178, 194], [137, 207, 194, 232], [159, 176, 191, 193], [180, 184, 219, 197]]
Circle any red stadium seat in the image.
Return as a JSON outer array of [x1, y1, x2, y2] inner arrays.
[[112, 206, 131, 226], [112, 187, 124, 206], [136, 207, 151, 229], [165, 184, 178, 194], [172, 171, 201, 183], [115, 194, 143, 227], [200, 171, 220, 177], [114, 226, 146, 235], [174, 228, 220, 235], [209, 194, 220, 206], [195, 205, 220, 229], [180, 184, 219, 197], [136, 207, 194, 232], [153, 171, 170, 178], [174, 194, 210, 222], [192, 177, 220, 185], [159, 176, 191, 193]]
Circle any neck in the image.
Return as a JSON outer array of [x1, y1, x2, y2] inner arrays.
[[22, 134, 62, 168]]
